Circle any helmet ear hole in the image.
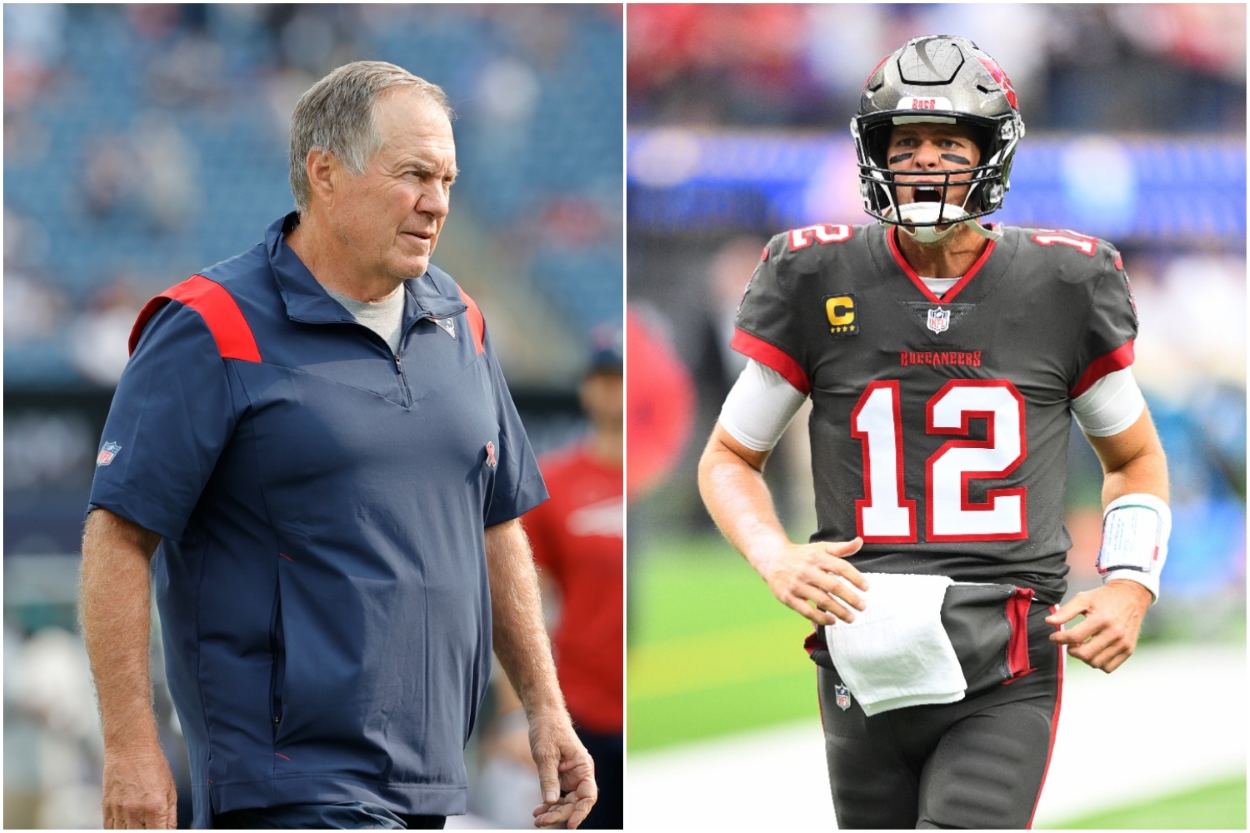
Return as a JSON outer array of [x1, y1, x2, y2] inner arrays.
[[971, 126, 993, 168]]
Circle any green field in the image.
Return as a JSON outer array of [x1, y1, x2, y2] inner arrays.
[[629, 536, 1247, 828], [628, 536, 821, 751], [1057, 775, 1246, 829]]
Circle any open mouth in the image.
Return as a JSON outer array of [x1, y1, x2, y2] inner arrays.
[[911, 186, 943, 203]]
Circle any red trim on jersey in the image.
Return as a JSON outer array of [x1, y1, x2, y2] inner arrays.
[[730, 327, 811, 395], [457, 287, 486, 354], [129, 275, 261, 361], [1026, 608, 1065, 829], [1004, 587, 1035, 679], [1070, 340, 1135, 398], [887, 224, 997, 303]]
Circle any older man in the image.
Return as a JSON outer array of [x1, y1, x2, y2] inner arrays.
[[80, 61, 596, 830]]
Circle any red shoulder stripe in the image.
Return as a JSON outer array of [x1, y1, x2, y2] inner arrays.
[[128, 275, 261, 362], [457, 286, 486, 354], [730, 327, 811, 395], [1070, 340, 1134, 398]]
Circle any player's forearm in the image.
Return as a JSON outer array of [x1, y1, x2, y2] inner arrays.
[[1101, 446, 1169, 507], [484, 518, 566, 717], [697, 429, 792, 577], [79, 508, 163, 751], [1089, 408, 1169, 507]]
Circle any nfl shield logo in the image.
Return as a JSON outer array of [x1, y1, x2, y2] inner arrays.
[[927, 306, 951, 334], [834, 684, 852, 711], [96, 441, 122, 466]]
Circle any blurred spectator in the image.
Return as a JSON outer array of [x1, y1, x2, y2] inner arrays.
[[5, 626, 103, 829], [130, 110, 200, 232], [66, 280, 145, 387], [626, 305, 695, 500], [4, 258, 67, 347], [3, 3, 66, 112], [81, 135, 141, 222]]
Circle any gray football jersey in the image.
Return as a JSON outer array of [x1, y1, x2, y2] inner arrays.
[[733, 223, 1138, 604]]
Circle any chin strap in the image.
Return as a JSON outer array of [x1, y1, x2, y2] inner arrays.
[[887, 201, 1002, 245], [965, 219, 1002, 242], [899, 218, 1001, 245]]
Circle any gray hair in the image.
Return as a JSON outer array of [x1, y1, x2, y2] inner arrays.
[[289, 60, 454, 213]]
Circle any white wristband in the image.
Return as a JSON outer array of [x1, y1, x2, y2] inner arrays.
[[1097, 493, 1171, 602]]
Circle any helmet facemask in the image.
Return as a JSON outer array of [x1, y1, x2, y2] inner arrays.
[[851, 36, 1026, 243]]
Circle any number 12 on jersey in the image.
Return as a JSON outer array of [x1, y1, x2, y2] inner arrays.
[[851, 379, 1027, 543]]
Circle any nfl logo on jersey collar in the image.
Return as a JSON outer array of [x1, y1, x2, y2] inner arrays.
[[835, 684, 852, 710], [927, 307, 951, 334]]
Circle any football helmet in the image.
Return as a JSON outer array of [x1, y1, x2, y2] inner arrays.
[[851, 35, 1025, 242]]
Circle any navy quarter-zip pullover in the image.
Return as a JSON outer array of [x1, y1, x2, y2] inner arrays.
[[89, 212, 548, 826]]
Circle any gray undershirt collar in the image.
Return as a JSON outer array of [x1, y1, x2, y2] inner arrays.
[[323, 286, 406, 355]]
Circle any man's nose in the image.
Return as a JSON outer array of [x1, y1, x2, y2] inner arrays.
[[418, 183, 450, 217], [911, 140, 942, 168]]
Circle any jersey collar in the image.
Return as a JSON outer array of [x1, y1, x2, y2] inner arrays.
[[886, 223, 998, 304], [265, 212, 465, 326]]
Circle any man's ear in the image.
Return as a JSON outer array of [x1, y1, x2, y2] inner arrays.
[[306, 149, 337, 207]]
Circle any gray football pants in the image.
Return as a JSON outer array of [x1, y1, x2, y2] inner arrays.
[[817, 603, 1062, 829]]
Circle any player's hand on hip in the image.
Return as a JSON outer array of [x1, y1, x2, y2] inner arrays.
[[101, 746, 177, 829], [1046, 580, 1152, 673], [528, 709, 598, 829], [760, 538, 868, 626]]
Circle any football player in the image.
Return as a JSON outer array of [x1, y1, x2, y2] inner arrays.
[[698, 35, 1169, 829]]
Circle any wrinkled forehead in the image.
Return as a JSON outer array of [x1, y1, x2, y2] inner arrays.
[[374, 88, 454, 144]]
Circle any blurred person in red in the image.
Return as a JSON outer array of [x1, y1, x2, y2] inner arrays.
[[524, 328, 623, 829]]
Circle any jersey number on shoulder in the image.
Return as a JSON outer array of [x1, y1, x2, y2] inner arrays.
[[789, 224, 851, 251], [851, 380, 1027, 543], [1031, 229, 1096, 256]]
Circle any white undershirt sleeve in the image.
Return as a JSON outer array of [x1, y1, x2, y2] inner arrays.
[[719, 359, 808, 452], [1071, 367, 1146, 437], [722, 360, 1141, 449]]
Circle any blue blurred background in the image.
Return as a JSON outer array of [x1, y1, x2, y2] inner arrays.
[[3, 4, 621, 828], [626, 0, 1245, 768]]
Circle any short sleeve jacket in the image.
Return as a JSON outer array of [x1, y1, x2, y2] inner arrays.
[[732, 223, 1137, 604], [88, 213, 548, 824]]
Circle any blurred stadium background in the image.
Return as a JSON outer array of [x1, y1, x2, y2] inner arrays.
[[624, 3, 1246, 828], [3, 4, 621, 828]]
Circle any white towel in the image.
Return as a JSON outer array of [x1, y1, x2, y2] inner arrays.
[[824, 572, 966, 716]]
